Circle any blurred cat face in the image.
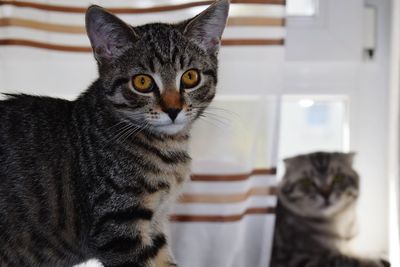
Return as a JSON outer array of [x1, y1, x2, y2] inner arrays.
[[279, 152, 359, 218]]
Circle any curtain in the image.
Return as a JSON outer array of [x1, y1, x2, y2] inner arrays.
[[170, 97, 279, 267]]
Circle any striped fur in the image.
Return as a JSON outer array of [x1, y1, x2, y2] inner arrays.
[[270, 152, 389, 267], [0, 1, 229, 266]]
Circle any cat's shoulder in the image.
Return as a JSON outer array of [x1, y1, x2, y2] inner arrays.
[[0, 93, 72, 111], [1, 93, 70, 103], [0, 93, 75, 124]]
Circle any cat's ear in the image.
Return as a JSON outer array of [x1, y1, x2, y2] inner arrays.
[[344, 152, 356, 165], [283, 155, 305, 173], [85, 5, 137, 63], [179, 0, 229, 55], [283, 157, 296, 170], [283, 158, 290, 169]]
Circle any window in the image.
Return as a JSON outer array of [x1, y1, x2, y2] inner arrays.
[[286, 0, 319, 16], [278, 95, 349, 161]]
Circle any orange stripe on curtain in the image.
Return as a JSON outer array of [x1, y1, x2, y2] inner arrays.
[[0, 17, 285, 33], [170, 207, 276, 222], [179, 186, 277, 204], [0, 0, 286, 14], [0, 39, 91, 52], [0, 39, 284, 51], [0, 18, 85, 34], [191, 168, 277, 181]]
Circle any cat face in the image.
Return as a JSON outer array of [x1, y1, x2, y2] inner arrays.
[[279, 152, 359, 218], [85, 1, 229, 135]]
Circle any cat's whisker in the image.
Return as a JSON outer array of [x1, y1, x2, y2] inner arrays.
[[193, 107, 252, 134], [191, 107, 234, 121], [196, 114, 226, 130], [204, 106, 240, 118], [105, 127, 133, 146], [119, 122, 151, 144], [107, 122, 145, 145], [107, 122, 131, 136], [109, 123, 135, 139], [128, 122, 151, 141], [116, 124, 144, 144], [200, 111, 232, 125], [197, 112, 231, 127], [105, 112, 143, 132], [126, 120, 153, 141], [106, 120, 128, 131], [104, 125, 132, 145], [192, 105, 239, 118], [106, 115, 147, 138]]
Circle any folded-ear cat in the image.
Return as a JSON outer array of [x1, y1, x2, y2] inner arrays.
[[271, 152, 390, 267]]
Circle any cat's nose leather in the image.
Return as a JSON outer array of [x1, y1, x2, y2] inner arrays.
[[319, 186, 332, 199], [165, 108, 181, 122]]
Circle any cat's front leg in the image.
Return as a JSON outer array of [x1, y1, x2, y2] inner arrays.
[[93, 230, 168, 267], [361, 259, 391, 267], [154, 245, 177, 267]]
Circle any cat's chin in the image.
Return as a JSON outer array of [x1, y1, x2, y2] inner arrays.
[[152, 123, 187, 136]]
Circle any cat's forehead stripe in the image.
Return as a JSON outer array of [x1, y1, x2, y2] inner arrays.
[[154, 51, 166, 66], [179, 55, 185, 69], [147, 57, 155, 73], [309, 153, 331, 175], [171, 45, 179, 65]]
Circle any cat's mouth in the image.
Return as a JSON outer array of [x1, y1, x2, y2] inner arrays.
[[153, 120, 186, 127], [322, 198, 331, 207], [151, 122, 187, 134], [152, 121, 187, 135]]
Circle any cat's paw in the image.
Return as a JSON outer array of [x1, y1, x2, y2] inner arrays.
[[74, 259, 104, 267], [379, 259, 390, 267], [362, 259, 390, 267], [153, 261, 178, 267], [367, 259, 391, 267]]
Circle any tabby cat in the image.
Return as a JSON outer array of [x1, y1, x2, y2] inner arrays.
[[270, 152, 389, 267], [0, 1, 229, 266]]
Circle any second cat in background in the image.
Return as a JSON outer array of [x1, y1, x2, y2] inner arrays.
[[270, 151, 390, 267]]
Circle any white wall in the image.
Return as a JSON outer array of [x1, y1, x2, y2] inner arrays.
[[389, 0, 400, 265]]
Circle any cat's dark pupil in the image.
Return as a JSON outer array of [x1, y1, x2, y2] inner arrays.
[[188, 73, 192, 79], [141, 77, 145, 85]]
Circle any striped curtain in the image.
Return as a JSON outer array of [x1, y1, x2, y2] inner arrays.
[[0, 0, 285, 51], [0, 1, 285, 266], [170, 96, 279, 267]]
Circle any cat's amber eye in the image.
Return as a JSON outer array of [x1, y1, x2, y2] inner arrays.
[[132, 74, 154, 93], [332, 174, 345, 184], [300, 177, 313, 187], [181, 69, 200, 89]]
